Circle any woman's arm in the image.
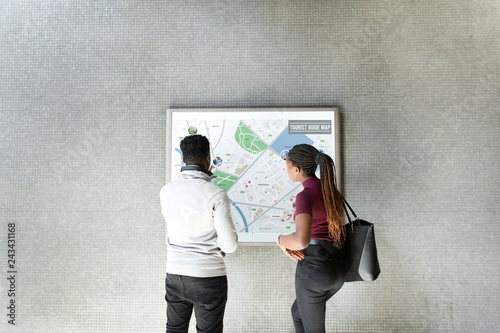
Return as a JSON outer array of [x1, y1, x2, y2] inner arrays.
[[278, 213, 312, 250]]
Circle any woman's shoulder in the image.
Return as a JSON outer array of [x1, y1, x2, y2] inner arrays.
[[297, 179, 323, 205], [304, 178, 322, 192], [296, 185, 317, 204]]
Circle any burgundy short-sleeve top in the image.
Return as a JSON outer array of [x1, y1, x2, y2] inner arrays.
[[293, 177, 332, 241]]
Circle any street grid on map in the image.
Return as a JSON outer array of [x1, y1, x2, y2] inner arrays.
[[171, 118, 334, 237]]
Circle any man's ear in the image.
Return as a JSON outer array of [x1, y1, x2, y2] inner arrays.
[[205, 154, 211, 169]]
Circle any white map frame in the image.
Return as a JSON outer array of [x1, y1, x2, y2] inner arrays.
[[166, 108, 341, 245]]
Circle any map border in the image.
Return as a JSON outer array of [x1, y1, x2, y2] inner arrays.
[[166, 108, 341, 245]]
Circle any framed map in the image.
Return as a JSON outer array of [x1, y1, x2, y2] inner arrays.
[[166, 108, 341, 244]]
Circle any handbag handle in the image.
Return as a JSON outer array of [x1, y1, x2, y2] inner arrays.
[[340, 193, 359, 225]]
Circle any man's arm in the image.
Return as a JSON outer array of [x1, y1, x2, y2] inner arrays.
[[211, 192, 238, 253]]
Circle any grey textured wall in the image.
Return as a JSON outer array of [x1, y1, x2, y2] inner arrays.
[[1, 1, 499, 332]]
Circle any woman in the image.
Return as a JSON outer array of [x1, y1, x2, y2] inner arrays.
[[278, 144, 347, 333]]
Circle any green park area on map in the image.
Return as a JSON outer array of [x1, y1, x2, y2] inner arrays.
[[235, 122, 267, 154], [213, 171, 238, 192], [212, 122, 268, 192]]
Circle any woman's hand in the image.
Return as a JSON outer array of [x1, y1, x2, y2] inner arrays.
[[279, 244, 305, 261]]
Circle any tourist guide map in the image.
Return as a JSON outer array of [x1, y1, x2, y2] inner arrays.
[[167, 109, 339, 243]]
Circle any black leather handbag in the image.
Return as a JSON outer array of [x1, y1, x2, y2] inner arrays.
[[342, 197, 381, 282]]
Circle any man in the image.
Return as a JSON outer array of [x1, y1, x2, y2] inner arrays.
[[160, 134, 238, 333]]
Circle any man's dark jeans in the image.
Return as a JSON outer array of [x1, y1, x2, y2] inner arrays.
[[165, 274, 228, 333], [292, 240, 348, 333]]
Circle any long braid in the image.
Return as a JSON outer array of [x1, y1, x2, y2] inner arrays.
[[316, 153, 345, 248], [287, 144, 345, 248]]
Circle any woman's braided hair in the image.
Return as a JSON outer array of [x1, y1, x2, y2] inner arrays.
[[286, 144, 345, 248]]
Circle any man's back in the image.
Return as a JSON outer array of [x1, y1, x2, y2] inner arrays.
[[160, 169, 238, 278]]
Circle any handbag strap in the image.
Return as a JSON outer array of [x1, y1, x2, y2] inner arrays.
[[340, 193, 359, 224]]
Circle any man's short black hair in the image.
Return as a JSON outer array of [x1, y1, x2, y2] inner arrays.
[[180, 134, 210, 163]]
